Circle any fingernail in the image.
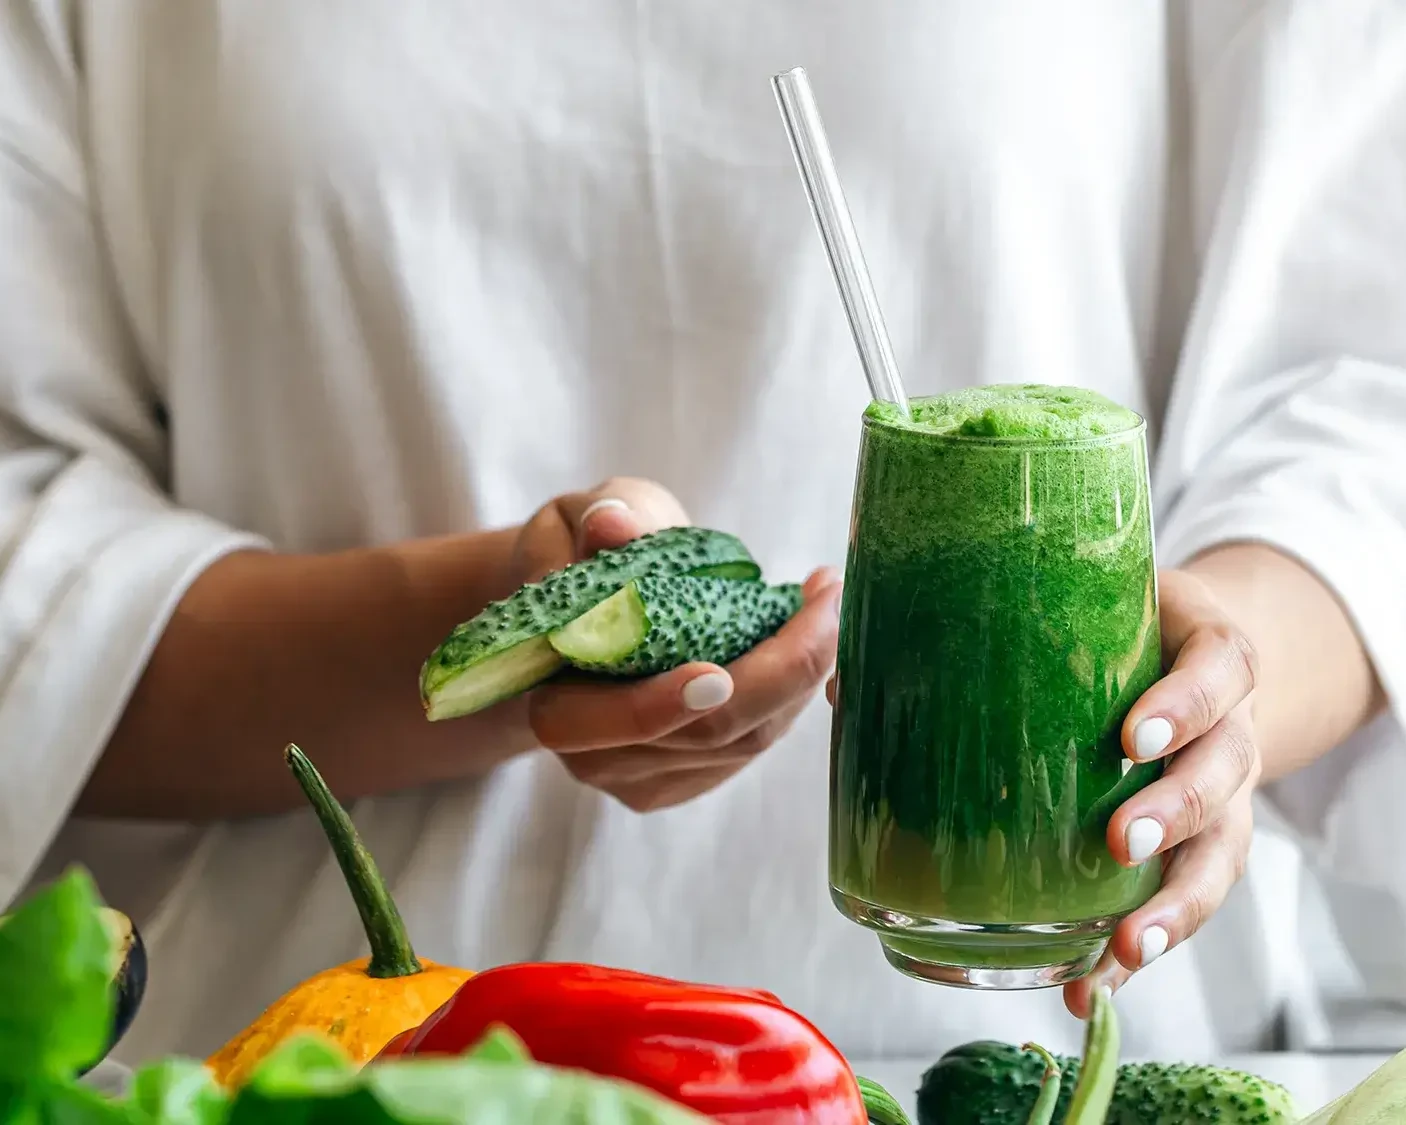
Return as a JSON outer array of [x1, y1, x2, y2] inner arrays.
[[1139, 925, 1170, 967], [682, 671, 733, 711], [830, 584, 844, 621], [1133, 716, 1175, 760], [582, 498, 629, 522], [1126, 817, 1165, 864]]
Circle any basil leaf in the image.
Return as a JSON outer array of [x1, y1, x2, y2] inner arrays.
[[227, 1034, 709, 1125], [126, 1058, 230, 1125], [0, 868, 113, 1082], [0, 1077, 145, 1124], [461, 1026, 529, 1064], [237, 1036, 354, 1096]]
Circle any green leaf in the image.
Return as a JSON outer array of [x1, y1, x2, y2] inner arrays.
[[126, 1058, 230, 1125], [241, 1036, 358, 1100], [364, 1061, 711, 1125], [0, 868, 113, 1082], [1296, 1046, 1406, 1123], [224, 1033, 710, 1125], [856, 1074, 911, 1125], [462, 1026, 530, 1064], [0, 1078, 146, 1125]]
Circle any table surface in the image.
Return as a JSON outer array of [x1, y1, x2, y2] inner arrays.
[[87, 1051, 1396, 1117], [850, 1053, 1395, 1119]]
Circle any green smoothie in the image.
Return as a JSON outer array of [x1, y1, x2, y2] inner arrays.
[[829, 384, 1163, 986]]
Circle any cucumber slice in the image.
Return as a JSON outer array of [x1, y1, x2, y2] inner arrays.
[[421, 527, 761, 721], [422, 635, 565, 722], [548, 575, 804, 675]]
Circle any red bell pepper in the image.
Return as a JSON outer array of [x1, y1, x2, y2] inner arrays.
[[375, 1025, 416, 1058], [378, 962, 867, 1125]]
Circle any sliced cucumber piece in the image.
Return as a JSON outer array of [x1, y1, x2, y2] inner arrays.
[[421, 527, 761, 721], [547, 583, 652, 667], [422, 635, 564, 722], [548, 575, 804, 675]]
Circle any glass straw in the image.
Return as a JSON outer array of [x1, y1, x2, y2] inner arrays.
[[771, 66, 910, 417]]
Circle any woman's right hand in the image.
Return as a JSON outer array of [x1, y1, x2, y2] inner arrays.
[[509, 478, 842, 812]]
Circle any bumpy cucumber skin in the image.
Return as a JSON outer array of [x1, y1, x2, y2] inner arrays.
[[916, 1043, 1297, 1125], [556, 577, 803, 676], [420, 527, 759, 703], [917, 1042, 1074, 1125], [1107, 1061, 1299, 1123]]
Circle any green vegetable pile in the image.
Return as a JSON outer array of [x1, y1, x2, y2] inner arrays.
[[917, 984, 1406, 1125], [10, 865, 1406, 1125], [0, 869, 715, 1124], [918, 1034, 1300, 1124], [419, 527, 802, 720]]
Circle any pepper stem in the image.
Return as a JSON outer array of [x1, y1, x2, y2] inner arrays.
[[284, 744, 422, 979]]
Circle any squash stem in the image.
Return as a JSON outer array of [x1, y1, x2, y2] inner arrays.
[[284, 744, 422, 979]]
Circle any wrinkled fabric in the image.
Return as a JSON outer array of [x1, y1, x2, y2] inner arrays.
[[2, 0, 1403, 1061]]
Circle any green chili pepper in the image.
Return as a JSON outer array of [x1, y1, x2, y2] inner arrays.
[[1063, 986, 1120, 1124], [1019, 1043, 1062, 1125]]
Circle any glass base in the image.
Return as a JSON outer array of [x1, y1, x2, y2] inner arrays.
[[832, 885, 1115, 991]]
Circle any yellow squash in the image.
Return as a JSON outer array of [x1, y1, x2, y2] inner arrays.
[[206, 745, 474, 1087]]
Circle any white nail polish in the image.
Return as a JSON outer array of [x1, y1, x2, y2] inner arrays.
[[582, 497, 630, 522], [1133, 716, 1175, 760], [1139, 925, 1170, 967], [1126, 817, 1165, 864], [682, 672, 733, 711]]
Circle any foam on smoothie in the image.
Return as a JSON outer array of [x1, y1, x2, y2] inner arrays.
[[868, 384, 1141, 441], [857, 385, 1147, 554]]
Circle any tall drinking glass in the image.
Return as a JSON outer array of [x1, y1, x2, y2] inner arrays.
[[829, 384, 1164, 988]]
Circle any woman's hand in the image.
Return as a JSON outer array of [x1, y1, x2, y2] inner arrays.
[[512, 477, 841, 812], [1064, 567, 1262, 1018]]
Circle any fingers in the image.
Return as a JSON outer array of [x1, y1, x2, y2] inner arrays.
[[800, 566, 841, 600], [1062, 572, 1263, 1013], [533, 570, 840, 754], [1123, 609, 1258, 765], [652, 572, 841, 749], [1063, 945, 1132, 1020], [530, 661, 735, 751], [1105, 791, 1253, 976], [561, 701, 803, 788], [1107, 705, 1257, 866], [561, 742, 758, 791], [534, 561, 839, 812], [554, 477, 692, 555], [1064, 790, 1253, 1016], [559, 695, 809, 811], [606, 763, 748, 814]]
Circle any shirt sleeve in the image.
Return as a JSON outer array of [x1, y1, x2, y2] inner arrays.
[[1159, 1, 1406, 1041], [0, 2, 268, 905], [1157, 0, 1406, 764]]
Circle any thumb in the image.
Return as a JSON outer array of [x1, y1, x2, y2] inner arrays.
[[555, 477, 691, 556]]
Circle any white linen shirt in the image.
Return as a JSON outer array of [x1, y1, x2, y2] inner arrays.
[[2, 0, 1405, 1063]]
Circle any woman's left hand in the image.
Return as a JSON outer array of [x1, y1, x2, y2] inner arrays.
[[1063, 567, 1262, 1018]]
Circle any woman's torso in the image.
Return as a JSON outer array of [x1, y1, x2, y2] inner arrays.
[[33, 0, 1296, 1061]]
